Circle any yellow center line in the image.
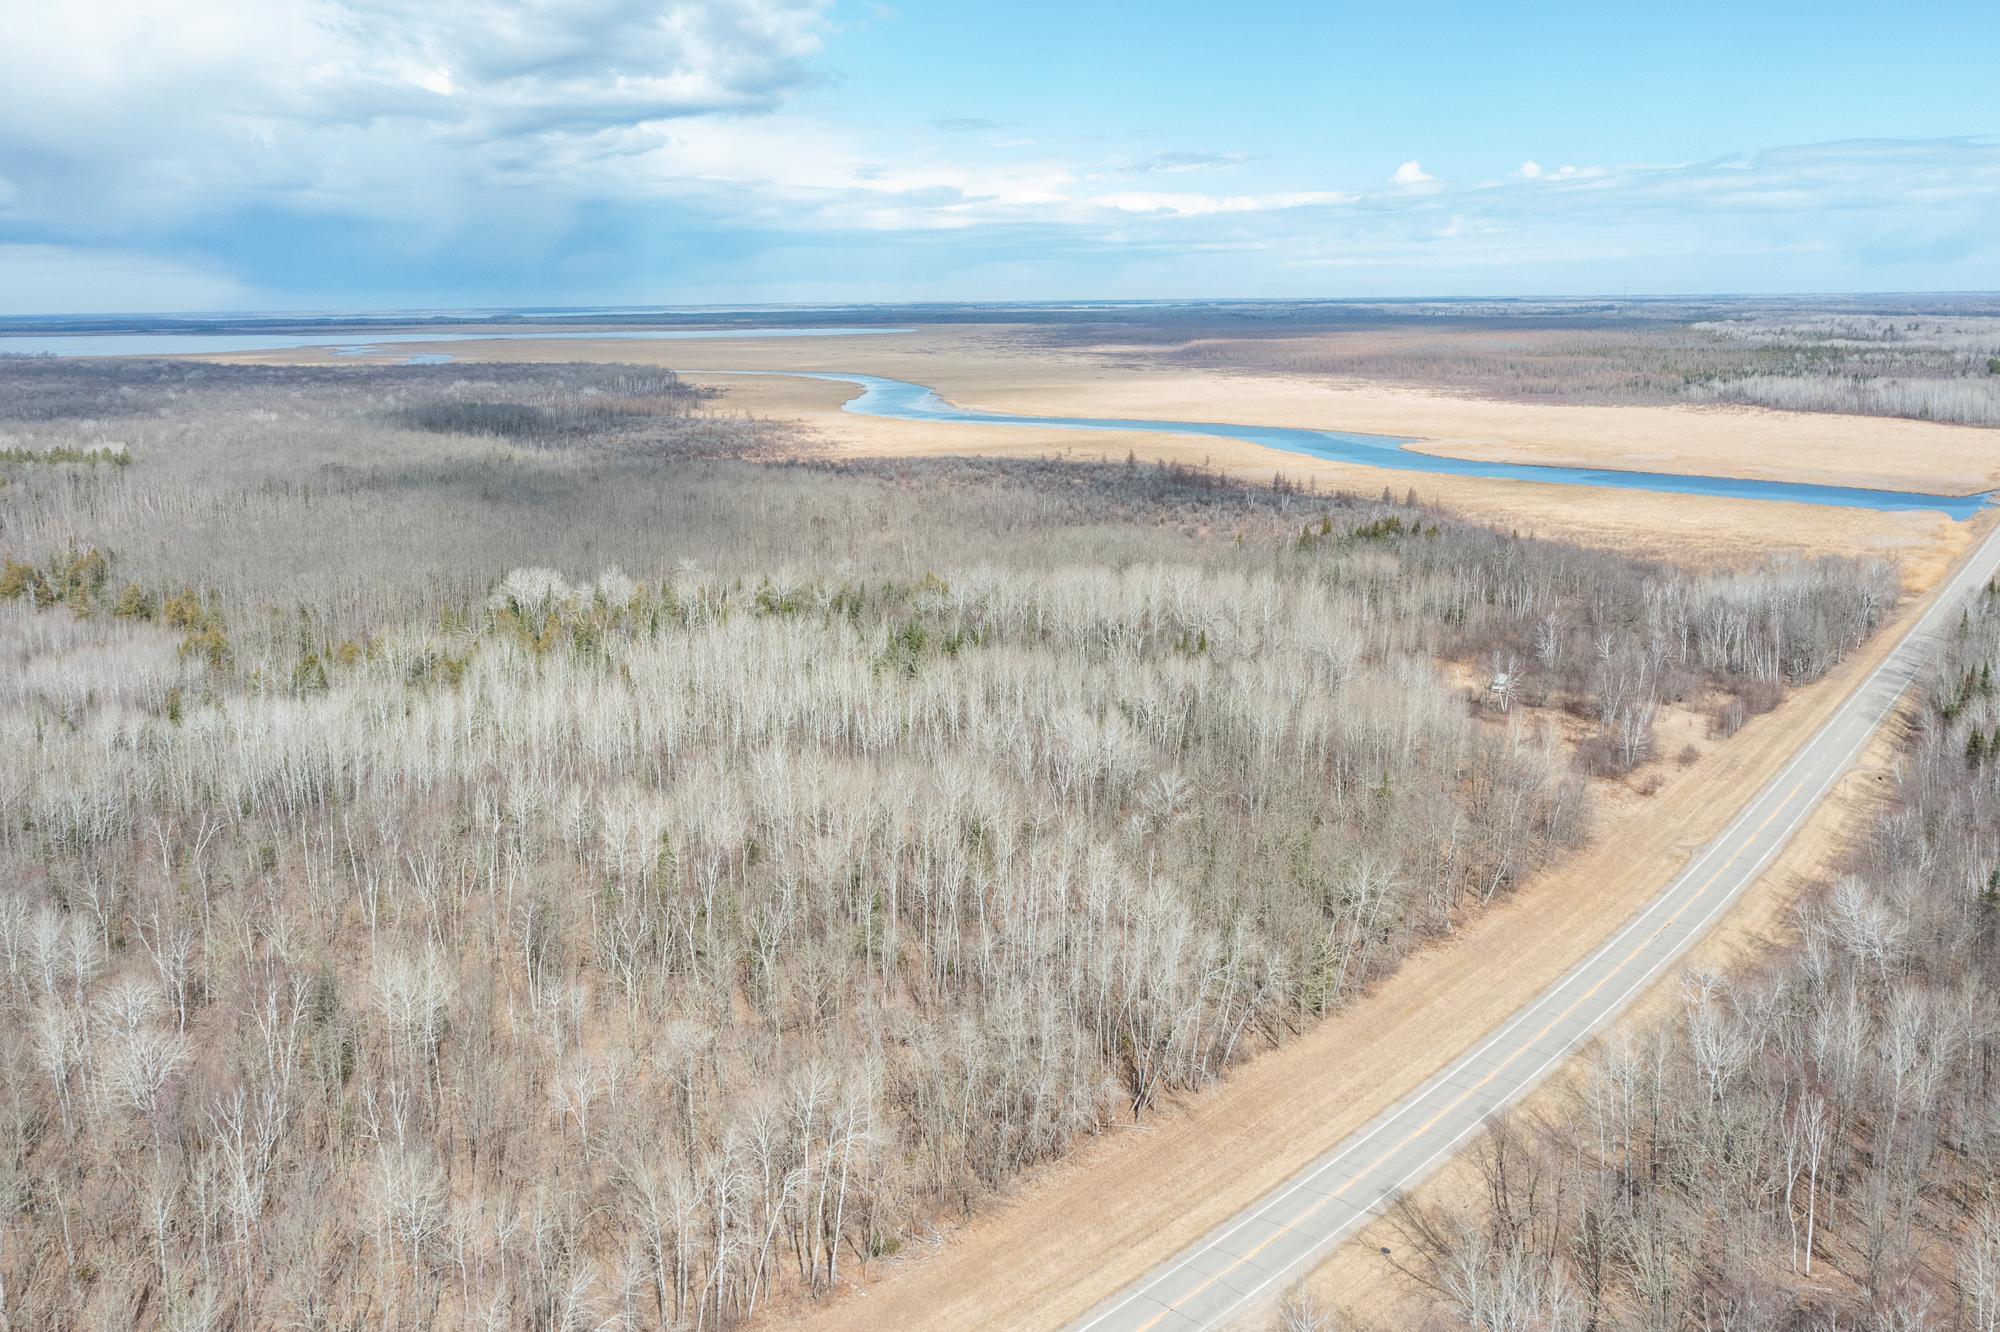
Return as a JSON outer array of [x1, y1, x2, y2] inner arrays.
[[1129, 781, 1807, 1331]]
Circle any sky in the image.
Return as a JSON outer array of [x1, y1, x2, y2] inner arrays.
[[1, 0, 1996, 313]]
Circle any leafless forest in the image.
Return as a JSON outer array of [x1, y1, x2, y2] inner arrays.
[[1367, 586, 2000, 1332], [1036, 298, 2000, 427], [0, 360, 1899, 1329]]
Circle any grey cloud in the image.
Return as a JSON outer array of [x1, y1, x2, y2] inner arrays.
[[0, 0, 835, 232], [1125, 151, 1251, 175]]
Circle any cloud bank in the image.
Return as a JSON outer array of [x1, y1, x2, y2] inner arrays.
[[2, 4, 1996, 308]]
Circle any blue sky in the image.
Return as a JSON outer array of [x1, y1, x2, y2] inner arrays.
[[1, 0, 1995, 312]]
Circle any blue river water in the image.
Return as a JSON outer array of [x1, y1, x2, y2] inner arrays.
[[768, 371, 1991, 520], [0, 327, 912, 359]]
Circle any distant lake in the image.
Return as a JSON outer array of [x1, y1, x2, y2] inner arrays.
[[0, 327, 913, 359]]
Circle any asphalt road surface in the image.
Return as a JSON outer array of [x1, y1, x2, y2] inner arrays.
[[1069, 518, 2000, 1332]]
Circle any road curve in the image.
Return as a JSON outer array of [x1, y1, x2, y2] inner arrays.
[[1069, 519, 2000, 1332]]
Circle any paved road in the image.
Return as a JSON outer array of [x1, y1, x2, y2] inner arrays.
[[1069, 521, 2000, 1332]]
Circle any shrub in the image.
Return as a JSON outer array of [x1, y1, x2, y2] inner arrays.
[[0, 557, 50, 602], [111, 583, 156, 620]]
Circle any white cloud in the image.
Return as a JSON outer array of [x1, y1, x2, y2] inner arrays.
[[622, 115, 1077, 229], [1122, 151, 1252, 176], [1090, 190, 1348, 217], [1281, 139, 2000, 285], [0, 0, 834, 228], [1434, 215, 1495, 239], [3, 7, 1996, 310]]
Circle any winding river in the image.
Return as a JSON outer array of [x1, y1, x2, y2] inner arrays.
[[759, 370, 1989, 520]]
